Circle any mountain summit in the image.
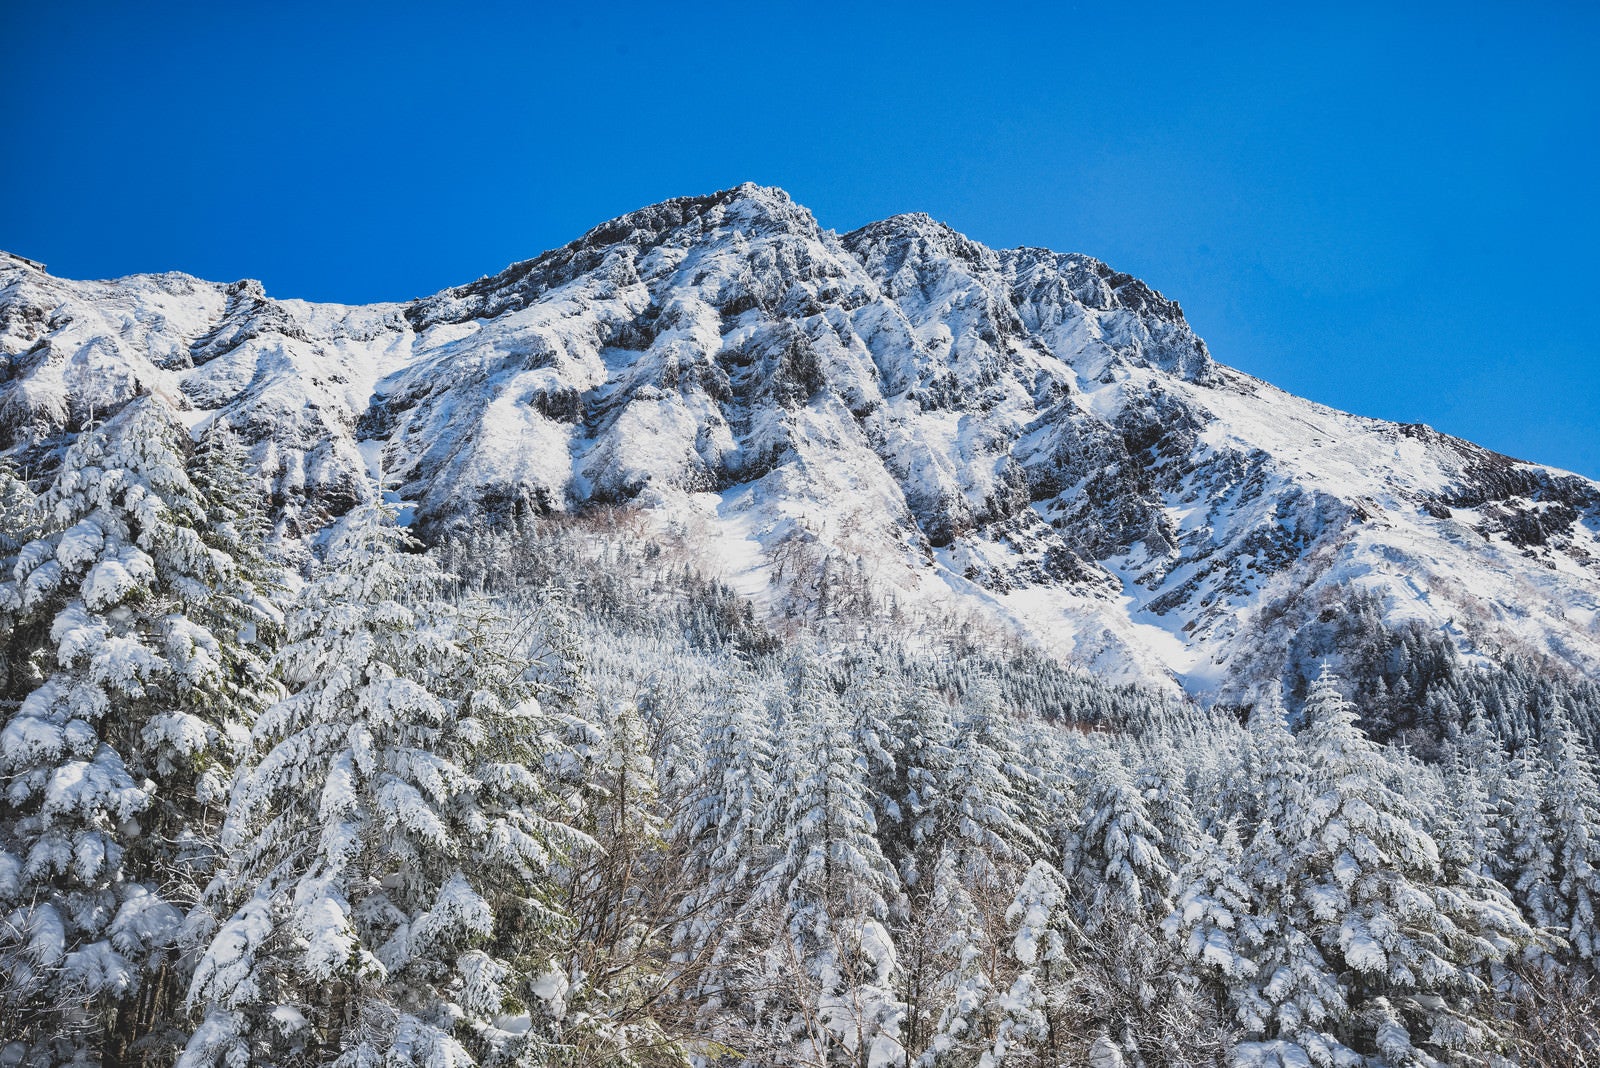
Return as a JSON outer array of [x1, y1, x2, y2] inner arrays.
[[4, 184, 1598, 698]]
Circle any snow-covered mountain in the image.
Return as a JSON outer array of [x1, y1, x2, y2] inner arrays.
[[5, 185, 1599, 697]]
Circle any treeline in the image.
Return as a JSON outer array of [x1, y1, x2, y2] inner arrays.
[[2, 398, 1599, 1067]]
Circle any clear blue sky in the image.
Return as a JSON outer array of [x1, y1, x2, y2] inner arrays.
[[4, 2, 1596, 477]]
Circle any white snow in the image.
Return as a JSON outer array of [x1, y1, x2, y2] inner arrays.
[[6, 185, 1600, 699]]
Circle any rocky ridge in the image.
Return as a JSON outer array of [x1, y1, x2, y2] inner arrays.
[[4, 185, 1598, 697]]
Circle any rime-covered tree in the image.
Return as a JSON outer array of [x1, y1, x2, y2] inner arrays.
[[755, 661, 905, 1066], [561, 697, 690, 1065], [978, 860, 1069, 1068], [674, 670, 776, 988], [1136, 744, 1203, 876], [913, 844, 998, 1066], [842, 652, 901, 838], [885, 686, 958, 891], [181, 501, 580, 1068], [0, 458, 37, 559], [1542, 705, 1600, 973], [1256, 666, 1530, 1064], [1165, 819, 1263, 1020], [1064, 741, 1173, 927], [1505, 744, 1559, 942], [0, 398, 278, 1066]]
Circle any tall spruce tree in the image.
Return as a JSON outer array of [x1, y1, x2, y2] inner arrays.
[[1542, 705, 1600, 973], [1257, 667, 1530, 1064], [0, 398, 278, 1066], [755, 660, 905, 1066], [181, 501, 581, 1067]]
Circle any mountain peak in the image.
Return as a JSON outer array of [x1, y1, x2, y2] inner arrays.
[[845, 212, 994, 266], [406, 184, 824, 329]]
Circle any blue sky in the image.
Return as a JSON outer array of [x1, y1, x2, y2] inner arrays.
[[4, 2, 1596, 476]]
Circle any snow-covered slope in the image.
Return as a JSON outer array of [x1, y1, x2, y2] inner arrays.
[[4, 189, 1598, 696]]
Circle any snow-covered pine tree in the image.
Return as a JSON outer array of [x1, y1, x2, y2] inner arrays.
[[0, 456, 37, 733], [1541, 704, 1600, 974], [0, 397, 278, 1066], [166, 420, 286, 900], [885, 685, 957, 892], [1010, 718, 1080, 878], [978, 859, 1069, 1068], [1063, 740, 1173, 928], [1272, 665, 1530, 1064], [755, 658, 905, 1067], [0, 458, 37, 558], [1058, 735, 1226, 1064], [912, 844, 998, 1066], [182, 500, 582, 1068], [674, 668, 776, 994], [1243, 693, 1302, 840], [1135, 744, 1203, 878], [842, 651, 901, 844], [1163, 818, 1264, 1028], [923, 691, 1043, 908], [1439, 704, 1508, 887], [1439, 745, 1502, 887], [1504, 743, 1559, 942], [898, 690, 1043, 1066]]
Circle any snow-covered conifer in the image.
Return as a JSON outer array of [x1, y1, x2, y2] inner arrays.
[[1542, 705, 1600, 972], [1164, 819, 1262, 1012], [1264, 666, 1530, 1063], [756, 660, 905, 1065], [886, 686, 958, 890], [979, 860, 1068, 1067], [1064, 741, 1173, 927], [674, 669, 776, 983], [182, 500, 580, 1067], [842, 651, 902, 833], [1505, 744, 1558, 937], [913, 845, 997, 1066], [0, 397, 277, 1065], [937, 697, 1043, 896], [1136, 744, 1203, 876]]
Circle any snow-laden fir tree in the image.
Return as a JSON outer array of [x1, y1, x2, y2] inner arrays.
[[1164, 818, 1262, 1015], [1243, 693, 1303, 841], [1504, 743, 1558, 946], [896, 690, 1042, 1065], [674, 668, 776, 996], [1540, 704, 1600, 974], [941, 695, 1045, 894], [0, 397, 279, 1066], [842, 651, 901, 844], [1136, 744, 1203, 879], [1060, 734, 1228, 1064], [1437, 705, 1507, 886], [0, 458, 37, 559], [1256, 666, 1531, 1065], [181, 499, 582, 1068], [913, 845, 998, 1067], [1439, 746, 1502, 888], [883, 685, 958, 891], [755, 659, 905, 1067], [978, 859, 1069, 1068], [1063, 739, 1174, 928]]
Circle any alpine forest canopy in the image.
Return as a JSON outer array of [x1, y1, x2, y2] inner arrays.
[[4, 189, 1600, 1067]]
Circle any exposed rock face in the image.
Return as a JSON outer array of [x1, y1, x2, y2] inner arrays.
[[5, 183, 1598, 694]]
